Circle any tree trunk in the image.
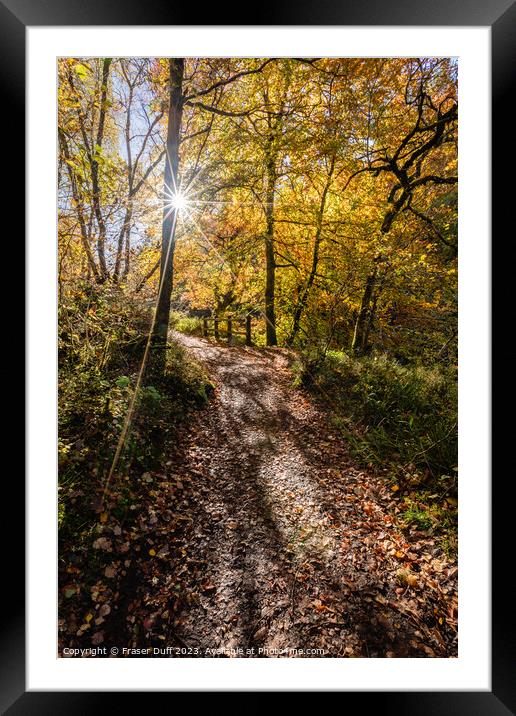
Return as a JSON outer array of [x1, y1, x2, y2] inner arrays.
[[117, 69, 136, 282], [352, 203, 395, 354], [113, 202, 132, 281], [288, 236, 320, 346], [58, 128, 101, 282], [135, 257, 160, 293], [362, 290, 379, 352], [115, 80, 134, 282], [122, 218, 131, 279], [264, 155, 277, 346], [288, 157, 334, 345], [91, 58, 112, 281], [153, 58, 184, 351], [351, 267, 377, 354]]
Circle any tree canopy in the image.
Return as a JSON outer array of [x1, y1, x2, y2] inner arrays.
[[58, 57, 459, 659], [58, 56, 457, 363]]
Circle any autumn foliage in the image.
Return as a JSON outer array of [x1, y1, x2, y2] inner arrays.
[[58, 57, 458, 658]]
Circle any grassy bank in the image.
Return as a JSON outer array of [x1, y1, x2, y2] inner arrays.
[[293, 350, 458, 554]]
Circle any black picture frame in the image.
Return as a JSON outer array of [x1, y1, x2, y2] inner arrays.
[[6, 0, 512, 710]]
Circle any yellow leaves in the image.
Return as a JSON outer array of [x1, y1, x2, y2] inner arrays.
[[148, 548, 156, 556], [445, 157, 458, 173], [396, 568, 419, 588], [85, 612, 93, 623], [100, 512, 108, 523], [74, 63, 90, 80], [406, 574, 418, 588]]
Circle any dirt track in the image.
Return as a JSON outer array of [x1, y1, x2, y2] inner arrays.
[[164, 333, 457, 658]]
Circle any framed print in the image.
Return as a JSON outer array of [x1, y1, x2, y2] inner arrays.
[[4, 0, 512, 709]]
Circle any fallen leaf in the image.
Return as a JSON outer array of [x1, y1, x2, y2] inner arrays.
[[93, 537, 112, 551], [202, 582, 217, 594], [253, 626, 267, 641], [396, 569, 419, 588]]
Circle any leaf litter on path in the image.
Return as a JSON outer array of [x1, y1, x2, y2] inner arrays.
[[59, 333, 457, 658]]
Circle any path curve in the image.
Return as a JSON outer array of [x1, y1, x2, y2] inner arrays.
[[165, 333, 457, 658]]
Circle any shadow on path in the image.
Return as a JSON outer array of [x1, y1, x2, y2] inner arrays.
[[154, 333, 458, 658]]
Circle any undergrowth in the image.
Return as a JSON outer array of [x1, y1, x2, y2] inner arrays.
[[58, 284, 213, 540], [293, 349, 458, 553], [170, 311, 203, 336]]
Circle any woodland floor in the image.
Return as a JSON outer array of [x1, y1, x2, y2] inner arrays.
[[60, 333, 458, 658], [148, 333, 457, 657]]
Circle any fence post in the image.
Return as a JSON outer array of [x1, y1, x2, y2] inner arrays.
[[246, 315, 252, 346], [214, 316, 219, 341], [227, 316, 232, 344], [203, 317, 208, 337]]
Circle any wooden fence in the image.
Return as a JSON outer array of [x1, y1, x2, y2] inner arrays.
[[202, 314, 253, 345]]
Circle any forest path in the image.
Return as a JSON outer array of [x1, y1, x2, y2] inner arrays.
[[161, 332, 457, 657]]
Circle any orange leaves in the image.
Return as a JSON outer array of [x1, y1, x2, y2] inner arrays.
[[312, 599, 327, 613], [311, 598, 335, 614], [363, 501, 376, 516]]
